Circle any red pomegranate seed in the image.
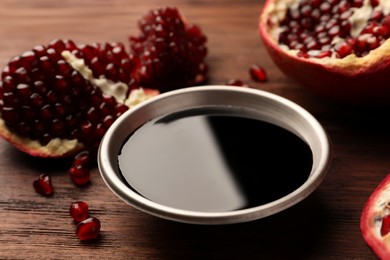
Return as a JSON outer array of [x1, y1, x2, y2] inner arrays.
[[334, 41, 353, 58], [374, 25, 390, 38], [225, 79, 252, 88], [33, 174, 54, 196], [249, 64, 268, 82], [381, 215, 390, 236], [312, 50, 332, 58], [75, 217, 101, 241], [226, 79, 245, 87], [73, 150, 92, 168], [69, 164, 91, 186], [352, 0, 363, 8], [297, 51, 309, 58], [69, 201, 89, 222], [277, 0, 390, 59], [370, 0, 379, 8]]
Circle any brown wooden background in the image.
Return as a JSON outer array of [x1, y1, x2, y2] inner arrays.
[[1, 0, 388, 259]]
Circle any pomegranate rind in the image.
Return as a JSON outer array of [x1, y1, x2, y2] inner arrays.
[[0, 119, 84, 158], [258, 0, 390, 105], [361, 174, 390, 259]]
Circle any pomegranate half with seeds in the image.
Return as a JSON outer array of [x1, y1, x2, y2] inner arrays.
[[259, 0, 390, 105], [0, 7, 208, 158], [0, 39, 159, 158]]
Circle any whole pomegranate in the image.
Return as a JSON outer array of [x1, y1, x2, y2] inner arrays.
[[259, 0, 390, 105]]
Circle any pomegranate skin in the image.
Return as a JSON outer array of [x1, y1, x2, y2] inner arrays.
[[361, 174, 390, 259], [258, 0, 390, 106]]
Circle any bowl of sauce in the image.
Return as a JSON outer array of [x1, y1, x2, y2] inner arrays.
[[98, 85, 331, 224]]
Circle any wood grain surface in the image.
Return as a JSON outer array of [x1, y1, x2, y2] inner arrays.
[[0, 0, 388, 259]]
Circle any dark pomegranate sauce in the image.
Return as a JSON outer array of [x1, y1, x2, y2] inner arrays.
[[118, 109, 313, 212]]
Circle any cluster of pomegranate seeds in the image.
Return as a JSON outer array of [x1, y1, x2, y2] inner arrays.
[[75, 42, 134, 85], [249, 64, 268, 82], [277, 0, 390, 58], [33, 174, 54, 196], [69, 201, 101, 241], [75, 217, 101, 241], [130, 6, 208, 92], [0, 39, 130, 150], [69, 201, 89, 222]]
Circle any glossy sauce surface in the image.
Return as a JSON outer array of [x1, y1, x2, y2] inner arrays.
[[118, 112, 313, 212]]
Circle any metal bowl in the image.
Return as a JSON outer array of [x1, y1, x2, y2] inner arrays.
[[98, 85, 331, 225]]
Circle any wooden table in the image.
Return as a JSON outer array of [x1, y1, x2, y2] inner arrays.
[[0, 0, 387, 259]]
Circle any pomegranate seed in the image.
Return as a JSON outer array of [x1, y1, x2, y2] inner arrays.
[[73, 150, 92, 167], [370, 10, 383, 22], [338, 0, 350, 13], [297, 51, 309, 58], [75, 217, 101, 241], [370, 0, 379, 8], [225, 79, 252, 88], [69, 201, 89, 222], [69, 164, 91, 186], [334, 41, 353, 58], [320, 2, 332, 14], [16, 84, 31, 101], [367, 35, 380, 49], [226, 79, 245, 87], [33, 174, 54, 196], [374, 25, 390, 38], [381, 215, 390, 236], [249, 64, 268, 82], [351, 0, 363, 8], [311, 50, 332, 58]]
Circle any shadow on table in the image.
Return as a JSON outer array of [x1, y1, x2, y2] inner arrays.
[[136, 193, 336, 260]]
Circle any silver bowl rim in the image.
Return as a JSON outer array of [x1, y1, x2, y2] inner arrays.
[[98, 85, 332, 225]]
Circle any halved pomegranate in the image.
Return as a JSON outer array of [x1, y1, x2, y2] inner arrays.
[[0, 39, 159, 158], [259, 0, 390, 105], [361, 174, 390, 259], [0, 7, 207, 159]]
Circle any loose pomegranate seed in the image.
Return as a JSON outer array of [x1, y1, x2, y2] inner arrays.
[[225, 79, 253, 88], [68, 150, 94, 186], [69, 164, 91, 186], [33, 174, 54, 196], [75, 217, 101, 241], [226, 79, 244, 86], [381, 215, 390, 236], [69, 201, 89, 222], [249, 64, 268, 82], [73, 150, 93, 168]]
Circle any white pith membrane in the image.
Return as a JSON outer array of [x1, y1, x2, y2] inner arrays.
[[0, 51, 153, 157], [262, 0, 390, 70]]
